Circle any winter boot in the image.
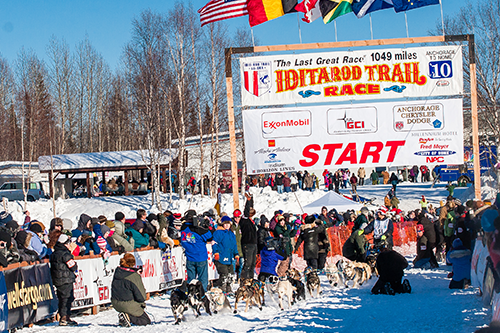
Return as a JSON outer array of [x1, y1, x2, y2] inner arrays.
[[384, 283, 395, 296], [59, 317, 68, 326], [402, 279, 411, 294], [118, 313, 131, 327]]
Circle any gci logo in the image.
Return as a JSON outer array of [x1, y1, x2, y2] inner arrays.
[[346, 121, 365, 129]]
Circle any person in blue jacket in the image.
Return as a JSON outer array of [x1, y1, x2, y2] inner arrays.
[[212, 216, 239, 293], [447, 238, 471, 289], [258, 238, 284, 282], [181, 210, 213, 291]]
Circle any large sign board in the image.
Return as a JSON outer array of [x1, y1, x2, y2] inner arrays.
[[243, 99, 464, 174], [240, 45, 463, 107]]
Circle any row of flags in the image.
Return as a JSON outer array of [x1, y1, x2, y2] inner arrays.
[[198, 0, 440, 27]]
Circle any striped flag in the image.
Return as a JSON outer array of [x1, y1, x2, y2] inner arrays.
[[198, 0, 248, 27]]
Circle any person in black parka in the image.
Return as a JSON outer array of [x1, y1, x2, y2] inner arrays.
[[371, 248, 410, 295], [418, 212, 439, 268], [294, 215, 325, 269], [111, 253, 151, 326], [50, 232, 78, 326]]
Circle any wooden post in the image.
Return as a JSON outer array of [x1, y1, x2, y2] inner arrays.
[[124, 170, 129, 196], [468, 35, 481, 200], [225, 48, 240, 210], [225, 35, 481, 202], [86, 172, 91, 198]]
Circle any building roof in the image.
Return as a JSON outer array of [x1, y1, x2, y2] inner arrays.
[[38, 149, 178, 173]]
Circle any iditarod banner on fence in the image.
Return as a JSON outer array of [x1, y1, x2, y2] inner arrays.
[[240, 45, 463, 107], [243, 99, 464, 174]]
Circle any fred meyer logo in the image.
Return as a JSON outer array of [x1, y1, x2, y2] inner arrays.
[[327, 106, 377, 135], [262, 110, 312, 139]]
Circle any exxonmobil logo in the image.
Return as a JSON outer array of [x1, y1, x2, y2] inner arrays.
[[263, 118, 309, 129], [261, 110, 312, 139]]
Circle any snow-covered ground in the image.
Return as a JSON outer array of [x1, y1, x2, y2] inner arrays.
[[6, 180, 498, 332], [25, 264, 488, 333]]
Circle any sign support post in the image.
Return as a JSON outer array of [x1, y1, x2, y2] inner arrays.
[[225, 34, 480, 209]]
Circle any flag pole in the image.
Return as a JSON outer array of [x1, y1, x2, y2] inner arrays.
[[334, 20, 338, 42], [439, 0, 445, 36], [369, 13, 373, 40], [404, 11, 409, 38], [297, 13, 303, 44], [251, 27, 255, 47]]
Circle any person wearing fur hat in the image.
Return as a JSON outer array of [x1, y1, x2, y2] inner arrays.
[[50, 231, 78, 326], [361, 208, 394, 250], [111, 253, 150, 327], [294, 215, 326, 269], [27, 223, 50, 259], [447, 238, 471, 289], [212, 216, 239, 293]]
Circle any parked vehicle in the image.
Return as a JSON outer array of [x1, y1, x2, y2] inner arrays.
[[439, 146, 497, 184], [0, 181, 46, 201]]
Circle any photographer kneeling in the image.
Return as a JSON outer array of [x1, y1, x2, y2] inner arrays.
[[111, 253, 151, 327]]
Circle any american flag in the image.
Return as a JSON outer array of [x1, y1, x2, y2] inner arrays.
[[198, 0, 248, 27]]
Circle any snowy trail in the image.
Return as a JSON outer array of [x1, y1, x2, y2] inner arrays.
[[23, 260, 488, 333]]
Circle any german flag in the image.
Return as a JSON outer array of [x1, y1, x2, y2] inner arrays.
[[319, 0, 353, 24], [247, 0, 298, 26]]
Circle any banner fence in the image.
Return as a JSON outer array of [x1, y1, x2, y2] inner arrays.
[[0, 223, 419, 331]]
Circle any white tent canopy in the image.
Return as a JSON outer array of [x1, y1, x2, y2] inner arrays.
[[303, 191, 364, 214]]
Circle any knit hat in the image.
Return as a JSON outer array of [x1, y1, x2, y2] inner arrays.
[[233, 209, 242, 218], [416, 224, 424, 232], [377, 207, 389, 216], [0, 211, 13, 225], [120, 253, 136, 268], [58, 234, 70, 244], [15, 230, 29, 248], [173, 213, 182, 220], [29, 223, 43, 234], [173, 219, 183, 227], [452, 238, 463, 249], [0, 230, 11, 248], [98, 215, 107, 224], [96, 236, 107, 249], [101, 225, 111, 236], [220, 216, 232, 225]]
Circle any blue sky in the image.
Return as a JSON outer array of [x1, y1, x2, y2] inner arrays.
[[0, 0, 473, 70]]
